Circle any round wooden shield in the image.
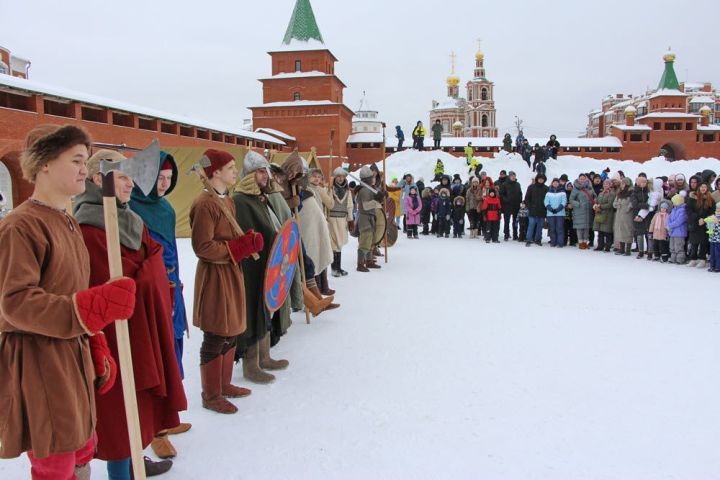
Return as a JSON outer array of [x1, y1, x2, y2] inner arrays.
[[384, 222, 398, 247], [373, 209, 387, 246], [264, 219, 301, 314]]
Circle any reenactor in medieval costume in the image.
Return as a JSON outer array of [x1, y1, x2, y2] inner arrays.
[[0, 125, 136, 480], [75, 149, 187, 477], [233, 151, 290, 384], [303, 168, 336, 295], [328, 167, 354, 277], [356, 166, 387, 271], [129, 151, 192, 456], [189, 149, 264, 415]]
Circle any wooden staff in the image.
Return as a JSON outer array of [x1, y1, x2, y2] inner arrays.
[[381, 122, 388, 263], [291, 184, 311, 325], [101, 171, 146, 480]]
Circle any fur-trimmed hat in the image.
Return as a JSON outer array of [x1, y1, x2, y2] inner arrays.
[[454, 195, 465, 205], [241, 150, 270, 177], [202, 149, 235, 177], [439, 188, 450, 197], [659, 199, 672, 211], [22, 124, 92, 182]]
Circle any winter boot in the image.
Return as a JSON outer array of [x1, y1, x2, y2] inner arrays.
[[646, 251, 654, 261], [302, 283, 335, 316], [624, 243, 632, 256], [150, 433, 177, 459], [331, 252, 342, 277], [636, 251, 644, 259], [222, 347, 252, 398], [337, 252, 348, 276], [308, 283, 339, 310], [200, 356, 238, 414], [144, 456, 173, 477], [696, 259, 707, 268], [373, 246, 383, 257], [166, 423, 192, 435], [357, 251, 369, 272], [366, 255, 381, 269], [318, 270, 335, 296], [615, 242, 625, 255], [242, 341, 275, 384], [259, 333, 289, 370]]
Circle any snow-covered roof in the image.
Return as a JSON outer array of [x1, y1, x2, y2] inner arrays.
[[268, 39, 337, 60], [697, 125, 720, 132], [648, 88, 687, 99], [347, 132, 384, 144], [352, 117, 383, 123], [249, 100, 351, 111], [260, 70, 331, 80], [592, 112, 603, 119], [637, 101, 648, 108], [0, 74, 286, 145], [611, 124, 652, 131], [432, 97, 462, 111], [636, 112, 700, 119], [383, 136, 623, 148], [690, 96, 716, 104], [255, 127, 296, 141]]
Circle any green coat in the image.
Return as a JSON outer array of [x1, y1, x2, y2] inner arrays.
[[593, 190, 616, 232], [431, 123, 443, 140], [233, 188, 279, 352]]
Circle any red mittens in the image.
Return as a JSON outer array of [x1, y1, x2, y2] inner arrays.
[[75, 277, 136, 334], [228, 230, 265, 262], [89, 333, 117, 394]]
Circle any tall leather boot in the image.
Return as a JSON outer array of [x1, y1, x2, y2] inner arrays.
[[222, 347, 252, 398], [357, 251, 369, 272], [319, 269, 335, 295], [259, 333, 289, 370], [331, 252, 341, 277], [201, 356, 238, 414], [302, 283, 334, 316], [308, 282, 339, 310], [336, 251, 348, 276], [242, 340, 275, 384]]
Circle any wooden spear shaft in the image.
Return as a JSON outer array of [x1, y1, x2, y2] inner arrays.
[[291, 184, 311, 325], [382, 123, 388, 263], [102, 172, 146, 480]]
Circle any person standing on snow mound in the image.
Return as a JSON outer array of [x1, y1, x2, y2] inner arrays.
[[433, 158, 445, 182], [431, 119, 443, 150], [502, 133, 513, 153], [355, 165, 386, 271], [75, 149, 187, 478], [129, 151, 193, 457], [546, 134, 560, 159], [0, 125, 135, 480], [189, 149, 264, 415], [412, 121, 426, 150], [328, 167, 354, 277], [233, 150, 290, 384], [395, 125, 405, 150]]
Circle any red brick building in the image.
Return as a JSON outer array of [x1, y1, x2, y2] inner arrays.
[[249, 0, 353, 178]]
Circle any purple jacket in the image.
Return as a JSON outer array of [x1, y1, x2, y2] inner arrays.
[[667, 204, 688, 238], [430, 195, 440, 214], [404, 194, 422, 225]]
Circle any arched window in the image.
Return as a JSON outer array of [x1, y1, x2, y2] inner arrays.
[[482, 114, 488, 127], [481, 88, 488, 101], [293, 92, 301, 101], [468, 89, 472, 101]]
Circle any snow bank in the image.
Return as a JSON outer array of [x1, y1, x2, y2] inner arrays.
[[374, 150, 720, 190]]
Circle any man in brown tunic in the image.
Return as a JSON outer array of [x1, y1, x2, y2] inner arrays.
[[0, 125, 136, 479], [190, 148, 264, 414]]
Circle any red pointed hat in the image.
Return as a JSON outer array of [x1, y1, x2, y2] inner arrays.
[[202, 149, 234, 177]]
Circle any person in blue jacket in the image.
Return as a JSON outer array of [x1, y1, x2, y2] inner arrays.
[[544, 178, 567, 247], [395, 125, 405, 150]]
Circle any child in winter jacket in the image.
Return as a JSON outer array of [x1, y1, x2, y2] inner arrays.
[[437, 188, 452, 238], [481, 189, 502, 243], [430, 188, 440, 234], [518, 202, 529, 241], [667, 193, 688, 264], [403, 186, 422, 239], [702, 202, 720, 272], [452, 196, 466, 238], [648, 199, 671, 262], [421, 188, 432, 235]]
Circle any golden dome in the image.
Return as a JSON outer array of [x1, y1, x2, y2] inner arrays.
[[475, 50, 485, 61], [699, 105, 712, 115], [453, 120, 463, 130], [663, 50, 676, 62], [624, 105, 637, 115], [446, 75, 460, 87]]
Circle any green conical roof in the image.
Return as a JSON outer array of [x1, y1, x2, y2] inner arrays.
[[282, 0, 324, 45], [657, 53, 680, 90]]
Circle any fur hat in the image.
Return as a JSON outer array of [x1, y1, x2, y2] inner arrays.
[[671, 194, 685, 206], [359, 166, 373, 180], [87, 149, 128, 178], [508, 171, 516, 177], [22, 124, 92, 182], [202, 149, 235, 177], [439, 188, 450, 197], [333, 166, 348, 177], [241, 150, 270, 177], [454, 195, 465, 205], [659, 199, 672, 211]]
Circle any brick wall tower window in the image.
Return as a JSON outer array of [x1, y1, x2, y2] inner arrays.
[[295, 60, 301, 71], [293, 92, 301, 101], [482, 114, 488, 127], [481, 88, 488, 101]]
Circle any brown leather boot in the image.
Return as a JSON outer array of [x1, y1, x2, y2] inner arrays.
[[166, 423, 192, 435], [318, 270, 336, 295], [308, 283, 340, 310], [151, 432, 177, 459], [302, 284, 334, 316], [200, 356, 238, 414], [222, 347, 252, 398], [242, 341, 275, 384], [259, 334, 289, 370], [366, 258, 381, 269]]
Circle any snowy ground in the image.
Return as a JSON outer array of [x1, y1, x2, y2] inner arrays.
[[3, 230, 720, 479]]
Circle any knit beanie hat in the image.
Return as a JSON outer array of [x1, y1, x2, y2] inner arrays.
[[202, 149, 234, 177], [671, 194, 685, 206]]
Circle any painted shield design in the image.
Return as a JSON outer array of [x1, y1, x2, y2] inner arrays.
[[264, 219, 301, 314]]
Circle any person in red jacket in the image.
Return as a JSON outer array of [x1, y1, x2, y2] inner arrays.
[[481, 188, 503, 243]]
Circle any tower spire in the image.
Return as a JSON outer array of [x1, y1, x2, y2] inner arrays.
[[282, 0, 324, 45], [657, 47, 679, 90]]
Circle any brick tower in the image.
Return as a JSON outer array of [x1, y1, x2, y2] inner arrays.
[[464, 42, 498, 137], [250, 0, 353, 172]]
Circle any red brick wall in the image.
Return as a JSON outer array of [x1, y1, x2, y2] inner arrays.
[[262, 76, 345, 103], [270, 50, 336, 76]]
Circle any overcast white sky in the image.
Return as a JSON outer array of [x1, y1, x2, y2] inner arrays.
[[2, 0, 718, 138]]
